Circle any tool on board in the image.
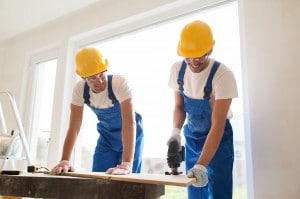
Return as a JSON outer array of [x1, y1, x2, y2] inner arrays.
[[165, 140, 185, 175]]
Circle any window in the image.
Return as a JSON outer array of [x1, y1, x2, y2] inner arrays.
[[28, 59, 57, 168], [74, 2, 246, 198]]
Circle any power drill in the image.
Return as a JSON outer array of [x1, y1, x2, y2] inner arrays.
[[165, 140, 185, 175]]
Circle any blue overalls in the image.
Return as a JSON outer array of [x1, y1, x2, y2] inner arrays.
[[83, 75, 144, 173], [177, 61, 234, 199]]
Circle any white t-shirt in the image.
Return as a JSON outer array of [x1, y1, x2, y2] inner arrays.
[[71, 75, 132, 108], [168, 58, 238, 118]]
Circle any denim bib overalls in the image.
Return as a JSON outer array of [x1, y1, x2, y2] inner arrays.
[[178, 61, 234, 199], [83, 75, 144, 173]]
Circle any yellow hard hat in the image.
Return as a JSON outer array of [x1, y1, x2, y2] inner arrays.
[[75, 47, 108, 78], [177, 20, 215, 58]]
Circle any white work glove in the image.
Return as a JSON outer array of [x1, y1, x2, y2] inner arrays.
[[187, 164, 208, 187], [50, 160, 75, 175], [166, 128, 181, 146], [106, 162, 132, 175]]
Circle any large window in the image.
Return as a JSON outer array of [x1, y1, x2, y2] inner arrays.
[[74, 2, 246, 198], [27, 59, 57, 168]]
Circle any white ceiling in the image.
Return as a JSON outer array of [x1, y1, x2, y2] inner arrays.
[[0, 0, 100, 43]]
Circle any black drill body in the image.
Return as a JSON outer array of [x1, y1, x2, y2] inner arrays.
[[165, 140, 185, 175]]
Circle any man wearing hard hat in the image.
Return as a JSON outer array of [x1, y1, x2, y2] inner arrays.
[[167, 20, 238, 198], [51, 47, 144, 175]]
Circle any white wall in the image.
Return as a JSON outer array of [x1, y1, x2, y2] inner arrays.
[[239, 0, 300, 198], [0, 0, 300, 198]]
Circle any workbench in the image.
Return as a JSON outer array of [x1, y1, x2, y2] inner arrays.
[[0, 173, 164, 199]]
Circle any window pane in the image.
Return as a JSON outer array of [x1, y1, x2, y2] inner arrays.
[[30, 59, 57, 167]]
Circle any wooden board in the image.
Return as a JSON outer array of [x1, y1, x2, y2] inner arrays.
[[0, 173, 164, 199], [57, 172, 195, 187]]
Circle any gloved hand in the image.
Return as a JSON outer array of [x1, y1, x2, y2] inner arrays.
[[166, 128, 181, 146], [50, 160, 75, 175], [106, 162, 132, 175], [187, 164, 208, 187]]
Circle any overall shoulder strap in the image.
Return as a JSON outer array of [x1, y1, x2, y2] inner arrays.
[[203, 61, 220, 99], [177, 60, 187, 91], [107, 75, 118, 104], [83, 82, 90, 105]]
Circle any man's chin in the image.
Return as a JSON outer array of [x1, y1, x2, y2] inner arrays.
[[92, 87, 103, 93]]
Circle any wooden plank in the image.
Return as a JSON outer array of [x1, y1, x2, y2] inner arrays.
[[57, 172, 196, 187], [0, 173, 164, 199]]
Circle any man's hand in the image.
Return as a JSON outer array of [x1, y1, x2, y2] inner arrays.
[[167, 128, 181, 146], [50, 160, 75, 175], [187, 164, 208, 187], [106, 162, 132, 175]]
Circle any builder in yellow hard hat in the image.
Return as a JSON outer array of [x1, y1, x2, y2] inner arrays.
[[167, 20, 238, 199], [50, 47, 144, 175]]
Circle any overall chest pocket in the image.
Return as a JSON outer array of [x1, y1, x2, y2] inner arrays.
[[97, 110, 122, 132], [187, 109, 212, 135]]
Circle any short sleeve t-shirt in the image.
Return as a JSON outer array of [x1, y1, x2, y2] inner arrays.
[[168, 58, 238, 118], [71, 75, 132, 108]]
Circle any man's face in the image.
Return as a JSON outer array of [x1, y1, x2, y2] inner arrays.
[[85, 71, 107, 93], [185, 54, 209, 73]]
